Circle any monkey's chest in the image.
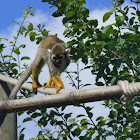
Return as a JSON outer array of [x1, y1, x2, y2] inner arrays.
[[49, 64, 64, 76]]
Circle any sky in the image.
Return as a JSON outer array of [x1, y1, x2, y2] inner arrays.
[[0, 0, 131, 139], [0, 0, 113, 32]]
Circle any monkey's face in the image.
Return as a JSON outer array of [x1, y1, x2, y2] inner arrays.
[[51, 54, 65, 65], [48, 43, 70, 66]]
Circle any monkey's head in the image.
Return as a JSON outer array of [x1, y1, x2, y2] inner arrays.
[[48, 43, 70, 66]]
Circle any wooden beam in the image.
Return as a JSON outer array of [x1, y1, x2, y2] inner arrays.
[[0, 73, 139, 114], [0, 73, 77, 95], [0, 84, 123, 113]]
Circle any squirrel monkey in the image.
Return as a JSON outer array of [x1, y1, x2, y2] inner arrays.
[[10, 35, 70, 99], [32, 35, 70, 94]]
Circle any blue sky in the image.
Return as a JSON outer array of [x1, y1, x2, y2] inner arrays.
[[0, 0, 129, 139], [0, 0, 51, 31], [0, 0, 113, 32]]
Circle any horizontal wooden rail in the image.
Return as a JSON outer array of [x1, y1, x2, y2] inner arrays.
[[0, 74, 139, 113], [0, 84, 123, 113], [0, 74, 75, 95]]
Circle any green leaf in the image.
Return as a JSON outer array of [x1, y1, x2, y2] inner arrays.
[[28, 23, 33, 31], [88, 19, 98, 27], [61, 106, 66, 111], [56, 121, 63, 125], [116, 15, 125, 26], [23, 117, 32, 123], [28, 5, 34, 11], [52, 11, 62, 17], [50, 110, 59, 117], [20, 127, 25, 134], [11, 21, 20, 25], [78, 0, 85, 3], [136, 112, 140, 119], [103, 12, 113, 22], [96, 82, 104, 86], [19, 134, 25, 140], [13, 48, 20, 55], [81, 83, 92, 88], [42, 29, 49, 37], [36, 37, 43, 44], [31, 112, 41, 118], [132, 66, 140, 75], [88, 112, 93, 119], [29, 13, 35, 16], [66, 10, 76, 18], [77, 114, 85, 118], [73, 127, 82, 136], [102, 25, 113, 34], [96, 116, 104, 121], [0, 44, 5, 52], [21, 56, 30, 60], [85, 106, 93, 112], [135, 0, 140, 3], [109, 110, 117, 119], [80, 119, 89, 126], [64, 113, 72, 120], [136, 10, 140, 16], [10, 63, 17, 69], [19, 44, 26, 49], [18, 111, 24, 116], [119, 38, 125, 45], [25, 31, 29, 37], [129, 17, 135, 25], [63, 29, 69, 35], [29, 32, 37, 41], [23, 9, 28, 15], [12, 69, 18, 74]]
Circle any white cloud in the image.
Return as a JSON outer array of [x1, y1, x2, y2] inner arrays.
[[89, 9, 115, 28]]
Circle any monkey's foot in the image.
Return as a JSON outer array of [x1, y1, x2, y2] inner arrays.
[[32, 82, 42, 94], [37, 82, 42, 87], [43, 85, 56, 89], [32, 84, 37, 94], [56, 87, 64, 94], [44, 82, 55, 89]]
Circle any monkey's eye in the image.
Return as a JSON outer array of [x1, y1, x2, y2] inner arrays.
[[58, 55, 65, 59], [52, 56, 57, 60]]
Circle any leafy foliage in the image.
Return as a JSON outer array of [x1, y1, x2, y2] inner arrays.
[[0, 0, 140, 140]]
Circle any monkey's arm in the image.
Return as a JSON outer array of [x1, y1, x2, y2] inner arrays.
[[44, 73, 55, 88], [9, 63, 33, 100]]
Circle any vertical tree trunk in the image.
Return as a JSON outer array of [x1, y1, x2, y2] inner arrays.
[[0, 81, 17, 140]]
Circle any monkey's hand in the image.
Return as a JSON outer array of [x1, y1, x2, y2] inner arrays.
[[44, 81, 55, 88], [52, 75, 64, 94], [44, 73, 56, 88], [44, 74, 64, 94], [32, 80, 42, 94]]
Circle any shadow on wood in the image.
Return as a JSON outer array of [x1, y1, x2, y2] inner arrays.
[[0, 81, 17, 140]]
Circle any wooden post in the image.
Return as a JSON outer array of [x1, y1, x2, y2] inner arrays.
[[0, 81, 17, 140]]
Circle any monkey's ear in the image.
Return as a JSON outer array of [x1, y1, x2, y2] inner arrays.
[[66, 48, 70, 54], [48, 49, 51, 53]]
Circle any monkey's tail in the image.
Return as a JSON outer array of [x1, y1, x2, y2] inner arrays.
[[9, 63, 33, 100]]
